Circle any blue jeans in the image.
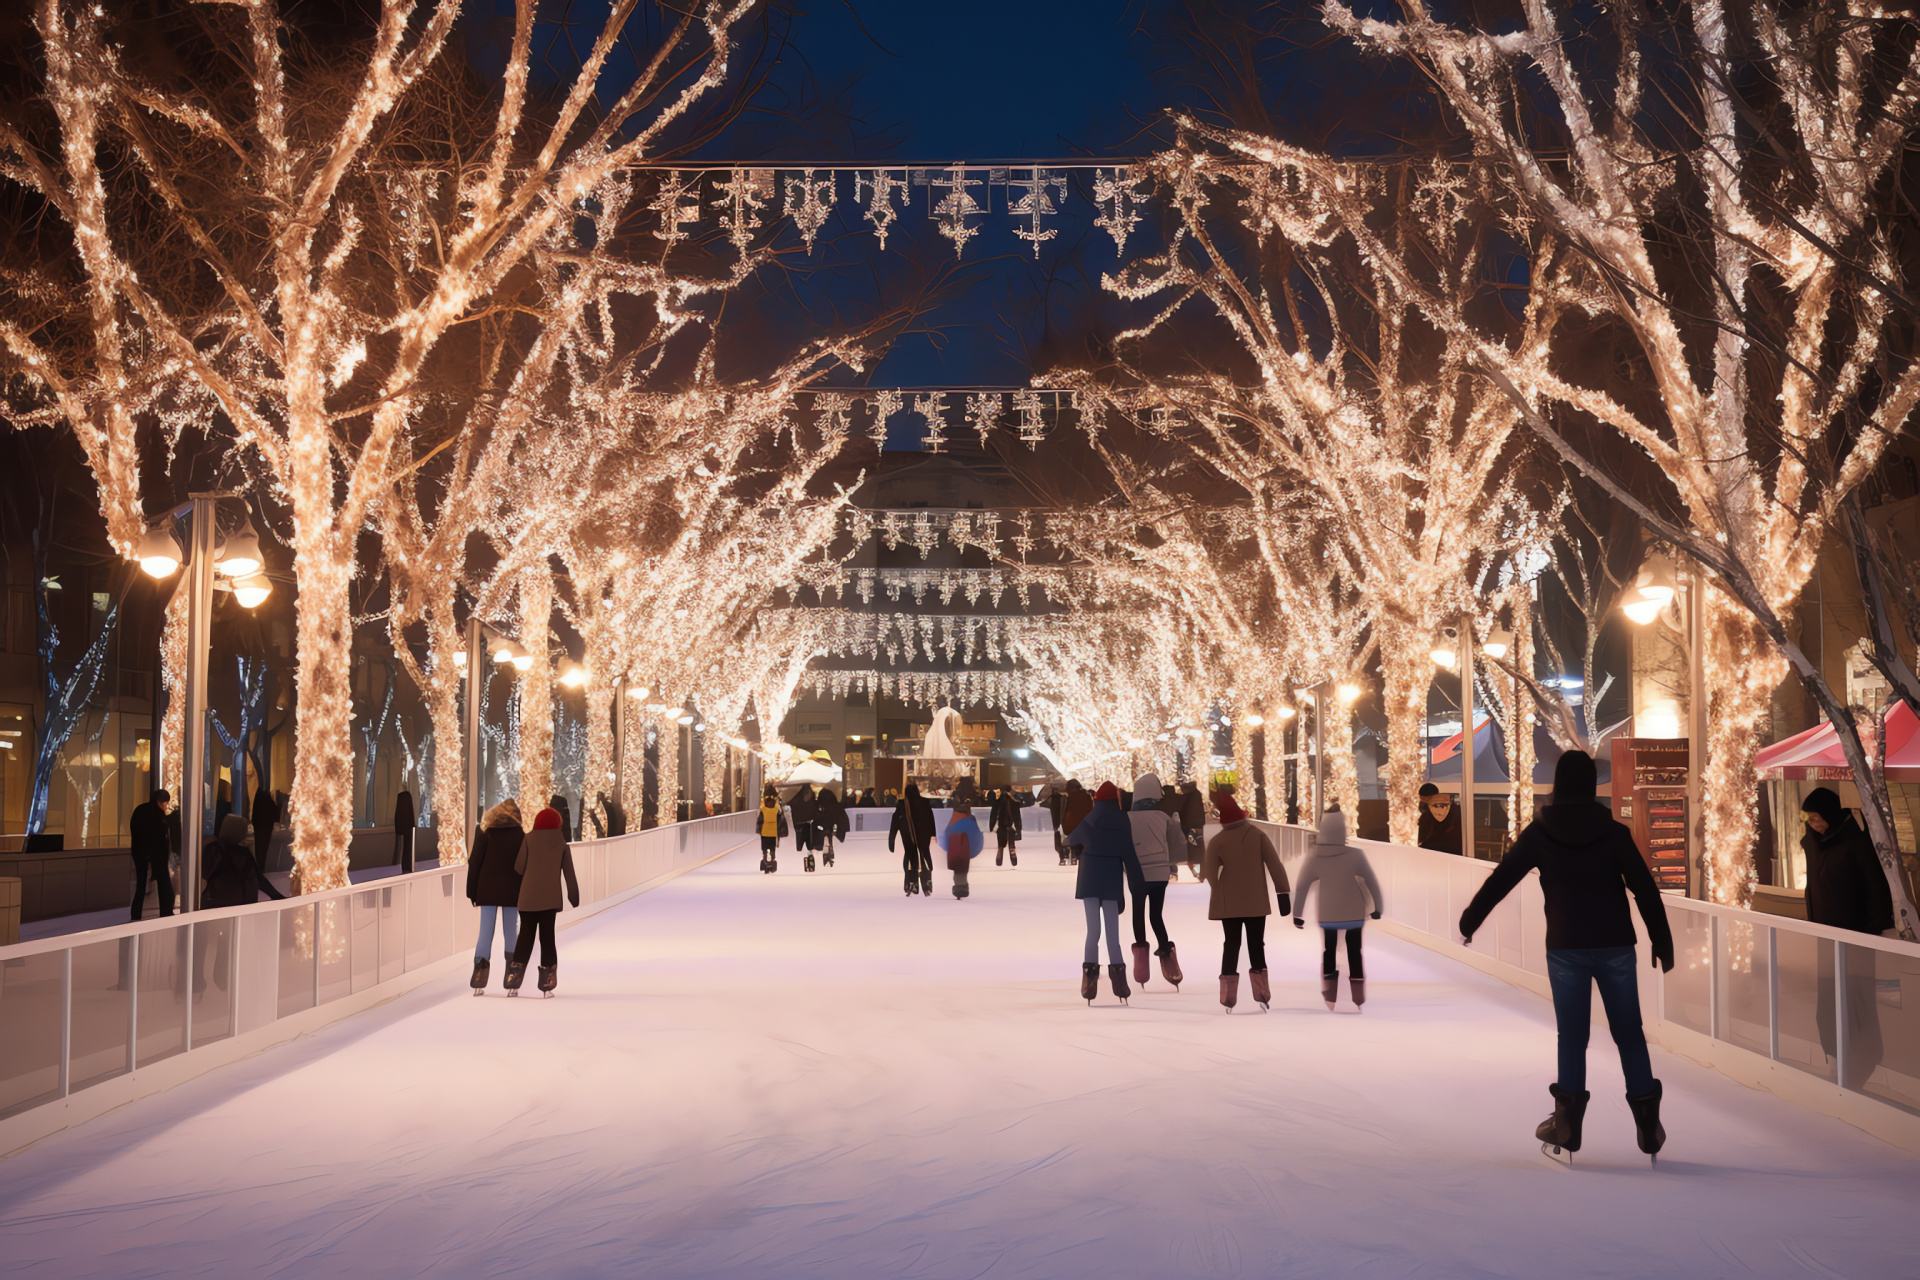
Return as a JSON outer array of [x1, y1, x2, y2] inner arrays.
[[476, 905, 519, 962], [1547, 945, 1655, 1096]]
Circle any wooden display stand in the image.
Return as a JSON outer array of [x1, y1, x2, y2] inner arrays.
[[1610, 737, 1690, 891]]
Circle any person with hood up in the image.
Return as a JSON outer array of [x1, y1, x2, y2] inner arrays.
[[1292, 809, 1385, 1011], [815, 786, 850, 868], [1202, 794, 1290, 1011], [504, 806, 580, 996], [1060, 780, 1092, 866], [1459, 750, 1674, 1163], [466, 799, 525, 993], [1068, 781, 1146, 1004], [758, 785, 785, 874], [992, 786, 1023, 865], [1127, 772, 1186, 989], [1799, 787, 1894, 934], [889, 782, 936, 897], [791, 783, 821, 871], [1177, 780, 1207, 878], [201, 813, 264, 908], [944, 802, 984, 898]]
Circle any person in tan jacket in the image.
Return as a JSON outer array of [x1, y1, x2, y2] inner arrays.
[[505, 806, 580, 996], [1292, 809, 1385, 1011], [1201, 794, 1290, 1012]]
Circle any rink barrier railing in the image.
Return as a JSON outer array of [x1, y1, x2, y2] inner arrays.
[[1254, 819, 1920, 1151], [0, 810, 757, 1157]]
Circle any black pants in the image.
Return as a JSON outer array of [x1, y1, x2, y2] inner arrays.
[[1322, 926, 1365, 979], [901, 839, 931, 888], [1132, 880, 1170, 947], [511, 909, 559, 967], [1220, 917, 1266, 974], [131, 852, 174, 920], [761, 835, 778, 858]]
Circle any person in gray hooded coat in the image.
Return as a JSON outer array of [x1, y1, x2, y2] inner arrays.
[[1292, 809, 1385, 1010], [1127, 772, 1187, 989]]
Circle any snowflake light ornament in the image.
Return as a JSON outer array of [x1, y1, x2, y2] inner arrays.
[[650, 171, 702, 243], [1093, 166, 1148, 255], [927, 166, 986, 259], [868, 389, 903, 452], [914, 392, 950, 452], [1009, 168, 1068, 257], [712, 169, 774, 255], [855, 170, 908, 249], [783, 170, 836, 254], [1012, 389, 1049, 447], [965, 392, 1003, 445]]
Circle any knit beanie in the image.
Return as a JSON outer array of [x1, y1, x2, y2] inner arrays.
[[1216, 794, 1247, 825], [1095, 781, 1119, 802], [532, 807, 563, 831]]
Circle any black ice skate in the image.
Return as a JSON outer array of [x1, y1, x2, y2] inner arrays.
[[1131, 941, 1151, 987], [1537, 1083, 1591, 1164], [1627, 1080, 1666, 1164], [1009, 849, 1017, 866], [1321, 971, 1339, 1011], [470, 958, 490, 995], [1156, 942, 1182, 990], [1080, 962, 1100, 1005], [503, 960, 528, 996], [1218, 973, 1239, 1012], [996, 849, 1004, 866], [1249, 969, 1271, 1011], [804, 853, 816, 873], [1107, 962, 1131, 1005], [537, 965, 557, 997], [1350, 977, 1367, 1009]]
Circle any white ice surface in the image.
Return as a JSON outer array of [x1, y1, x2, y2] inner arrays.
[[4, 834, 1919, 1278]]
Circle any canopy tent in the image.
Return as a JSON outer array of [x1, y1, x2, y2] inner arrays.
[[1755, 702, 1920, 782], [1426, 711, 1616, 786]]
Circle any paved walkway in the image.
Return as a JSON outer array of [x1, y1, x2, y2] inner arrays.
[[3, 835, 1917, 1277]]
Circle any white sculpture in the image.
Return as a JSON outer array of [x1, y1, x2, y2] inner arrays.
[[923, 706, 964, 760]]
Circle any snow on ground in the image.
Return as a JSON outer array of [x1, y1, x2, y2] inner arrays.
[[4, 833, 1918, 1278]]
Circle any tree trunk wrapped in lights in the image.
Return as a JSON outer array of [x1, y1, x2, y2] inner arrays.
[[516, 565, 554, 813]]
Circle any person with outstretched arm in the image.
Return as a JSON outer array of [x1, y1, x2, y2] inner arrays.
[[1458, 750, 1675, 1163]]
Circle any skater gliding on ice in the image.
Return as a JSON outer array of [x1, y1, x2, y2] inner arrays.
[[945, 802, 982, 898], [991, 787, 1022, 865], [1291, 809, 1384, 1011], [758, 785, 786, 874], [1126, 772, 1185, 989], [816, 786, 849, 868], [1201, 794, 1288, 1011], [1070, 781, 1145, 1004], [890, 783, 936, 897], [466, 799, 525, 994], [506, 806, 581, 996], [1459, 750, 1675, 1164]]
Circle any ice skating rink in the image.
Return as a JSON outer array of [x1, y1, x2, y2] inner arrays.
[[4, 834, 1919, 1278]]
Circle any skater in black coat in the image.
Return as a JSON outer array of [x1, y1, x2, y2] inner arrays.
[[889, 783, 936, 896], [466, 799, 525, 991], [1459, 752, 1674, 1162], [1799, 787, 1894, 934], [992, 788, 1023, 865], [790, 784, 820, 854], [815, 787, 849, 866]]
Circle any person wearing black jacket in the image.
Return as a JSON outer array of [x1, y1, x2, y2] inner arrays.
[[1799, 788, 1894, 934], [889, 783, 936, 897], [991, 787, 1023, 865], [128, 789, 175, 920], [1459, 751, 1675, 1161], [1417, 783, 1462, 854], [814, 786, 849, 867]]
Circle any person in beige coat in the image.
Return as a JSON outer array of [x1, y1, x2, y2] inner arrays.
[[1200, 793, 1291, 1012], [505, 806, 581, 996], [1292, 809, 1384, 1010]]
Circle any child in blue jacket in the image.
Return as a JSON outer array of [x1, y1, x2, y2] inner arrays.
[[944, 803, 984, 899]]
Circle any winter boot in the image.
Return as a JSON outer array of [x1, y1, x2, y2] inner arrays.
[[769, 857, 778, 874], [1321, 971, 1339, 1011], [537, 965, 557, 997], [470, 957, 490, 995], [1080, 962, 1100, 1004], [1627, 1080, 1666, 1161], [1157, 942, 1183, 990], [1107, 962, 1131, 1004], [1218, 973, 1239, 1012], [1249, 969, 1271, 1010], [1131, 941, 1151, 987], [503, 960, 528, 996], [1536, 1083, 1591, 1156]]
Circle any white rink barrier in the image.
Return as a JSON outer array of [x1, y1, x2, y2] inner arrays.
[[0, 811, 756, 1156], [1255, 819, 1920, 1150]]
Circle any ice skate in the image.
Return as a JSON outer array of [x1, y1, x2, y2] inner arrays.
[[1106, 962, 1130, 1005], [1627, 1081, 1666, 1164], [1156, 942, 1182, 989], [1080, 962, 1100, 1005], [1218, 973, 1239, 1012], [920, 872, 934, 897], [1321, 971, 1339, 1011], [1009, 850, 1017, 866], [996, 850, 1004, 866], [1131, 941, 1151, 987], [1350, 977, 1367, 1009], [804, 853, 816, 873], [1536, 1084, 1590, 1165], [537, 964, 557, 997], [470, 958, 490, 995], [1249, 968, 1271, 1011], [503, 960, 527, 996], [823, 848, 834, 868]]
